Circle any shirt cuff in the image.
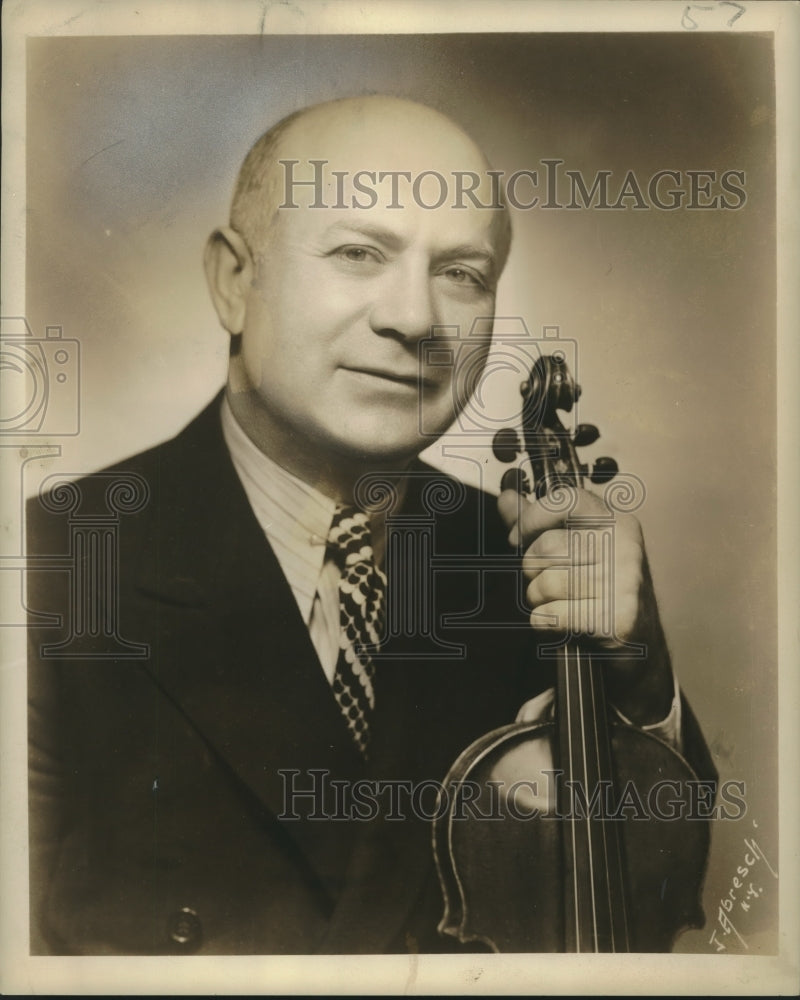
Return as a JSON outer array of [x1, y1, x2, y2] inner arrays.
[[515, 672, 683, 753]]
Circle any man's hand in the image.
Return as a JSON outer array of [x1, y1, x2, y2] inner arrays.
[[497, 486, 675, 727]]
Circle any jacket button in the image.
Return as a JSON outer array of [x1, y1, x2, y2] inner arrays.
[[167, 907, 202, 951]]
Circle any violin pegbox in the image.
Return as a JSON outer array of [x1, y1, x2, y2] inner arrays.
[[491, 353, 618, 498]]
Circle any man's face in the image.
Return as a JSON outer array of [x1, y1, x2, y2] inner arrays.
[[231, 107, 507, 471]]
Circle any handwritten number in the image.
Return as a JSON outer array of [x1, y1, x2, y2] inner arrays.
[[682, 1, 746, 30], [720, 1, 746, 26], [682, 3, 713, 30]]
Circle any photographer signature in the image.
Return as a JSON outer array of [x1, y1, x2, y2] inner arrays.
[[709, 821, 778, 953]]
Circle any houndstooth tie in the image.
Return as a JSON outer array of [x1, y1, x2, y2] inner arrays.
[[327, 504, 387, 757]]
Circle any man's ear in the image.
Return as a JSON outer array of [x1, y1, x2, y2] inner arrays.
[[203, 227, 255, 336]]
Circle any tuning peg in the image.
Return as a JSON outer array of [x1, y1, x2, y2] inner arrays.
[[492, 427, 522, 464], [590, 457, 618, 483], [572, 423, 600, 448], [500, 468, 532, 496], [574, 383, 582, 401]]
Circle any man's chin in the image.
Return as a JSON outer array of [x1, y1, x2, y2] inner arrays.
[[328, 435, 423, 470]]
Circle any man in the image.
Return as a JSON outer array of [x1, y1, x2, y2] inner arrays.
[[27, 96, 715, 954]]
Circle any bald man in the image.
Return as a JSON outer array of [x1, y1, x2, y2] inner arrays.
[[27, 97, 715, 955]]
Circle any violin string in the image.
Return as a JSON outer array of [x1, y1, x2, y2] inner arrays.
[[609, 693, 632, 951], [563, 645, 581, 952], [575, 643, 600, 952], [600, 529, 631, 949], [582, 505, 620, 949], [572, 528, 600, 952], [587, 528, 616, 952], [588, 652, 616, 952]]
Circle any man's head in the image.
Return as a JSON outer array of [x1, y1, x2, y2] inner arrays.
[[204, 95, 512, 496]]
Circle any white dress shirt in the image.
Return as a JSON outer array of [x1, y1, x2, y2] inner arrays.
[[220, 395, 682, 747]]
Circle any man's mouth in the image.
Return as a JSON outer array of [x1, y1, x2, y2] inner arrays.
[[342, 366, 438, 389]]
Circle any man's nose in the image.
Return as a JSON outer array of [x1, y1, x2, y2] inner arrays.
[[368, 262, 437, 342]]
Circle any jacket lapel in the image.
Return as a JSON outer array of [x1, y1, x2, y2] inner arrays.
[[132, 396, 365, 898]]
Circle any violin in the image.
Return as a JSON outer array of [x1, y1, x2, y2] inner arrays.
[[433, 353, 710, 952]]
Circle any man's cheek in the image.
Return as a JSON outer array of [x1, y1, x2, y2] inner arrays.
[[454, 346, 491, 408]]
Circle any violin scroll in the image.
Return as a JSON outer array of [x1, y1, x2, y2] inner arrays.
[[491, 354, 618, 496]]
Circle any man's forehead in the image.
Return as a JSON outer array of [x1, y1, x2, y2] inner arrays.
[[272, 155, 504, 237], [271, 101, 498, 203]]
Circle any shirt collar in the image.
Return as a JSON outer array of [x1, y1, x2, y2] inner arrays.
[[220, 394, 337, 621]]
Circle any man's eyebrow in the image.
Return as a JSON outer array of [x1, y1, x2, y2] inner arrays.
[[435, 244, 496, 267], [322, 221, 406, 250]]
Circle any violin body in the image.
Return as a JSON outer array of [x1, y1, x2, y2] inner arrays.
[[434, 720, 710, 952]]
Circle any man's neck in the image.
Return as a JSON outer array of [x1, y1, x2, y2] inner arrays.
[[224, 383, 414, 506]]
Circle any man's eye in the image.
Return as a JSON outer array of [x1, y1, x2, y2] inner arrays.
[[442, 266, 487, 289], [335, 245, 379, 264]]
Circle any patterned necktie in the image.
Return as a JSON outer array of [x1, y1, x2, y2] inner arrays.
[[327, 504, 387, 757]]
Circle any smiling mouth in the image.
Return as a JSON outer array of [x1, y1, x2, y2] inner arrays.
[[343, 366, 437, 389]]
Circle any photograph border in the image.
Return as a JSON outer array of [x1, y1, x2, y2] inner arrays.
[[2, 0, 798, 994]]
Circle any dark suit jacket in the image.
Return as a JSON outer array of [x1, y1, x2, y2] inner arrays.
[[27, 394, 716, 955]]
